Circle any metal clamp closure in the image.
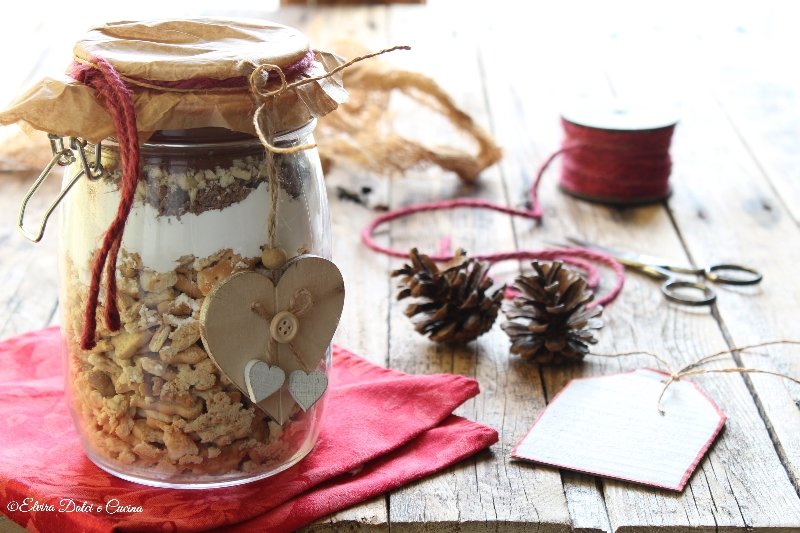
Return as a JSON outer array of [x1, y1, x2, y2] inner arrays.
[[18, 134, 105, 243]]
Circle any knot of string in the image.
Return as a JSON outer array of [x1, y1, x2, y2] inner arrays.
[[69, 45, 409, 350], [249, 45, 410, 155], [591, 340, 800, 414]]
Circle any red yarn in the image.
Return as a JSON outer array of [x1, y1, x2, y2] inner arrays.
[[69, 49, 316, 92], [555, 118, 675, 202], [71, 55, 142, 350], [361, 200, 625, 309]]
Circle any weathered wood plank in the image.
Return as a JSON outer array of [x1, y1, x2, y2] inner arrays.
[[299, 496, 389, 533], [0, 516, 25, 533], [384, 5, 571, 532], [594, 11, 800, 523], [562, 473, 612, 533], [0, 11, 71, 345], [703, 6, 800, 226], [693, 13, 800, 484]]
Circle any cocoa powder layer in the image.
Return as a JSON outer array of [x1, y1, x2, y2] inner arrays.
[[142, 158, 304, 217], [147, 178, 265, 218]]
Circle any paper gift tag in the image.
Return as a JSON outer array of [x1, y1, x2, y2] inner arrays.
[[512, 369, 726, 491]]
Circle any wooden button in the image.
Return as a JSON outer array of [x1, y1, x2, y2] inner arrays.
[[270, 311, 299, 343], [261, 247, 288, 270]]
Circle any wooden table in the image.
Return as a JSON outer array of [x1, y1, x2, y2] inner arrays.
[[2, 2, 800, 531]]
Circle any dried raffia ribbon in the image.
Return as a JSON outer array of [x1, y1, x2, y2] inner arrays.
[[248, 46, 411, 155], [70, 45, 409, 350], [591, 340, 800, 414], [313, 40, 503, 183]]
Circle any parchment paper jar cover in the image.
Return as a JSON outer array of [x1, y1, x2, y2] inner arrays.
[[0, 18, 349, 141], [0, 18, 349, 488]]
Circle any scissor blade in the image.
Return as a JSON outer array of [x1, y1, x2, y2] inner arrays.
[[565, 237, 642, 263], [567, 237, 690, 271], [567, 237, 687, 282], [634, 253, 688, 269]]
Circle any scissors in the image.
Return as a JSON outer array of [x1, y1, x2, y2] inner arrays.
[[565, 237, 763, 306]]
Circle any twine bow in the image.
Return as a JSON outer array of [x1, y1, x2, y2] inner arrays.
[[247, 45, 410, 155], [251, 288, 315, 372], [593, 340, 800, 414]]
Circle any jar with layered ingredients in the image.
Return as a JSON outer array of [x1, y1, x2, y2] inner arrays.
[[2, 18, 349, 488]]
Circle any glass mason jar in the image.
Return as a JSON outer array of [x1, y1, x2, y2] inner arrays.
[[58, 121, 332, 488]]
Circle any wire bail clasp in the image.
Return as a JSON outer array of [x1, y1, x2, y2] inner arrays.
[[17, 134, 105, 242]]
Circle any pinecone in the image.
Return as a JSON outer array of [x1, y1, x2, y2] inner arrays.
[[501, 260, 603, 363], [392, 248, 505, 344]]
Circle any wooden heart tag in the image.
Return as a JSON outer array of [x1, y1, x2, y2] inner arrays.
[[200, 255, 345, 424]]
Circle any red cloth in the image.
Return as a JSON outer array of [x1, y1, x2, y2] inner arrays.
[[0, 327, 498, 533]]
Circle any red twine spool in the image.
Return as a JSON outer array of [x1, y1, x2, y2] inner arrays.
[[554, 117, 676, 204]]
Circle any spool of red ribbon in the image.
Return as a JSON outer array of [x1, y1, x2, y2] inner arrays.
[[553, 102, 680, 204]]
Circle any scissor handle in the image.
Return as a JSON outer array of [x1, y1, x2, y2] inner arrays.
[[704, 264, 763, 286], [662, 280, 717, 306]]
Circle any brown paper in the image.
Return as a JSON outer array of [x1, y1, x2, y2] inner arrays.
[[73, 19, 311, 81], [0, 19, 349, 143]]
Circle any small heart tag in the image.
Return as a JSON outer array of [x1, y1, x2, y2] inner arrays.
[[244, 360, 286, 403], [288, 370, 329, 411]]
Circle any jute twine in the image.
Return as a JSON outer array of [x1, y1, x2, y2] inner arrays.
[[591, 340, 800, 414], [250, 288, 314, 372]]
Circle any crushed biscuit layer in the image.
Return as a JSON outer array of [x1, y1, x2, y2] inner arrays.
[[63, 247, 319, 481]]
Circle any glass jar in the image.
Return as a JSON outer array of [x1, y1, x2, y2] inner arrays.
[[58, 121, 333, 488]]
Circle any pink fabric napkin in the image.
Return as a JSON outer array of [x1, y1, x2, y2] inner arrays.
[[0, 326, 498, 533]]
